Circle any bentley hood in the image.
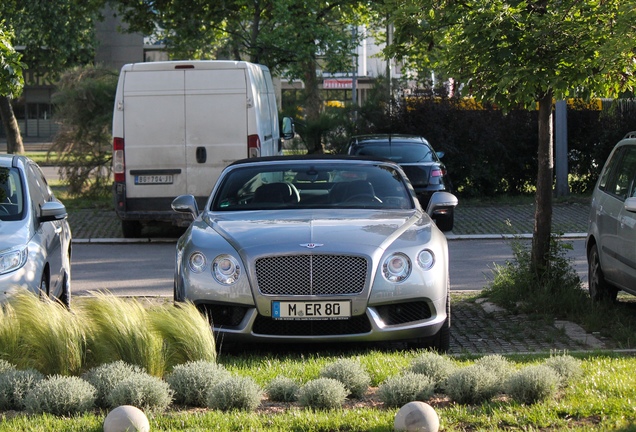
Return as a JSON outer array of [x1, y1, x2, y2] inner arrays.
[[198, 209, 431, 254]]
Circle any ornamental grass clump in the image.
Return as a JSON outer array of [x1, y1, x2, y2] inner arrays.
[[207, 376, 263, 412], [0, 368, 44, 411], [23, 375, 96, 416], [107, 371, 173, 412], [297, 378, 348, 409], [377, 371, 435, 408], [166, 360, 231, 407], [319, 358, 370, 398], [265, 376, 300, 402], [445, 364, 500, 404], [543, 353, 583, 387], [79, 292, 165, 376], [149, 301, 217, 369], [9, 292, 85, 375], [0, 305, 20, 366], [505, 365, 560, 404], [408, 351, 457, 391], [82, 360, 146, 408]]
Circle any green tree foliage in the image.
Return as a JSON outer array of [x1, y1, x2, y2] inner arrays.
[[0, 0, 105, 153], [50, 66, 118, 197], [385, 0, 636, 275], [112, 0, 367, 153], [0, 26, 25, 154]]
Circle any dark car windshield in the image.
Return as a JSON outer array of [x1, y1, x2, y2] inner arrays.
[[211, 162, 414, 211], [0, 167, 25, 221], [351, 142, 435, 163]]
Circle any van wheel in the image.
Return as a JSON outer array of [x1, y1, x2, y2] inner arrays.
[[121, 220, 142, 238], [588, 244, 618, 302]]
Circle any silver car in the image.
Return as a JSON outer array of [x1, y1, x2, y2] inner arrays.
[[0, 155, 72, 306], [587, 131, 636, 302], [172, 155, 458, 351]]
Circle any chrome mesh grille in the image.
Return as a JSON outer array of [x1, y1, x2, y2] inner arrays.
[[255, 255, 367, 296]]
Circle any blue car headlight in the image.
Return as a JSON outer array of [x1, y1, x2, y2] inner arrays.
[[0, 246, 28, 275]]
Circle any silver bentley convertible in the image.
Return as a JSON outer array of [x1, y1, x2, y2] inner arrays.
[[172, 155, 458, 351]]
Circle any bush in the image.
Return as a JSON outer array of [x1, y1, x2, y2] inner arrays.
[[505, 365, 560, 404], [23, 375, 96, 415], [265, 376, 300, 402], [0, 360, 15, 374], [473, 355, 514, 388], [107, 372, 173, 411], [207, 376, 263, 412], [445, 364, 500, 404], [377, 372, 435, 408], [543, 353, 583, 387], [166, 360, 231, 407], [297, 378, 348, 409], [82, 360, 146, 408], [0, 368, 44, 410], [319, 358, 370, 398], [408, 352, 457, 391]]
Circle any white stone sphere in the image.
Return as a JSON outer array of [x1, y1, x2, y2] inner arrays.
[[103, 405, 150, 432], [394, 401, 439, 432]]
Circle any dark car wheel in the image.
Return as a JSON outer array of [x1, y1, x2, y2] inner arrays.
[[435, 212, 454, 232], [38, 269, 49, 299], [588, 243, 618, 302], [121, 220, 142, 238], [58, 272, 71, 309], [408, 286, 451, 353]]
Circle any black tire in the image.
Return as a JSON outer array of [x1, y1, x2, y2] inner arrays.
[[58, 272, 71, 309], [408, 286, 451, 353], [121, 220, 142, 238], [588, 243, 618, 302], [435, 211, 454, 232], [39, 269, 49, 300]]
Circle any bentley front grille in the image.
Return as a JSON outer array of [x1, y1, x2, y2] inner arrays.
[[255, 255, 368, 296]]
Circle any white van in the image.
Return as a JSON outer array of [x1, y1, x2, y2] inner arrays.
[[112, 60, 288, 237]]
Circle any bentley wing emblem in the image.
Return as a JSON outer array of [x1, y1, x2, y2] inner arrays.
[[300, 243, 324, 249]]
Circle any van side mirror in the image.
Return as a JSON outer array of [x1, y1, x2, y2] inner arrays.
[[281, 117, 295, 140]]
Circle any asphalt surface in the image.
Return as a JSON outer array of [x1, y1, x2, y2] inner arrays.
[[63, 203, 619, 356]]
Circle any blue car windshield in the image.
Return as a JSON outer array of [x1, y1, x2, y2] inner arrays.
[[211, 162, 415, 211], [0, 168, 25, 221]]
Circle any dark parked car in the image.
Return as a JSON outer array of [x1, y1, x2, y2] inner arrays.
[[172, 155, 458, 351], [347, 134, 454, 231], [0, 155, 72, 306], [587, 131, 636, 302]]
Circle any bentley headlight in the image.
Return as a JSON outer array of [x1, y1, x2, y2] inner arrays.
[[417, 249, 435, 270], [213, 254, 241, 285], [188, 252, 207, 273], [0, 246, 28, 275], [382, 253, 411, 283]]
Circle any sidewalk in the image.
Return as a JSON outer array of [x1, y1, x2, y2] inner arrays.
[[67, 201, 591, 241]]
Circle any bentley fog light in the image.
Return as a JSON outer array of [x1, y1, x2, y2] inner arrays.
[[188, 252, 207, 273], [0, 247, 28, 275], [382, 253, 411, 283], [213, 254, 241, 285], [417, 249, 435, 270]]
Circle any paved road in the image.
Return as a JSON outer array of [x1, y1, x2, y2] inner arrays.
[[72, 238, 588, 297]]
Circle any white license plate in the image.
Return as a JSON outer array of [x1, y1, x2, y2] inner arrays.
[[135, 175, 174, 185], [272, 301, 351, 320]]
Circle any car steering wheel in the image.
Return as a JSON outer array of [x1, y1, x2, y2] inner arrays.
[[344, 194, 383, 204]]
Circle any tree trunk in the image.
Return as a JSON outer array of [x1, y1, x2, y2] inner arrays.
[[302, 60, 324, 154], [0, 95, 24, 154], [531, 90, 554, 276]]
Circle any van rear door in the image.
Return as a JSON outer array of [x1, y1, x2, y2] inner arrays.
[[122, 70, 186, 204], [185, 68, 248, 200]]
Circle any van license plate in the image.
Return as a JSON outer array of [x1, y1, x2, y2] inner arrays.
[[135, 175, 174, 185], [272, 301, 351, 320]]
